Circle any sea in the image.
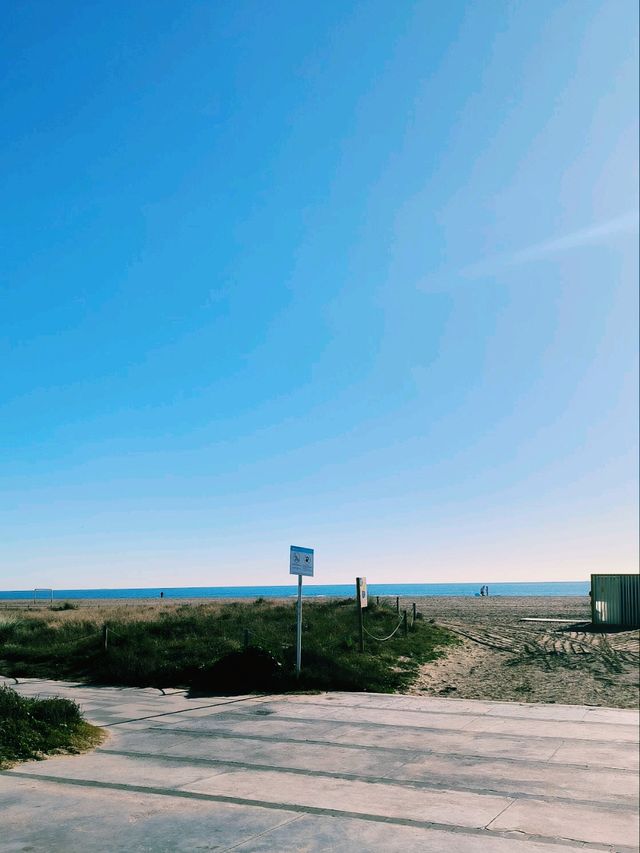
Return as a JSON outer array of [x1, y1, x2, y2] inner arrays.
[[0, 581, 590, 600]]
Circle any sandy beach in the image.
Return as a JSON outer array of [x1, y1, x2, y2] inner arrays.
[[400, 596, 639, 709], [2, 594, 638, 708]]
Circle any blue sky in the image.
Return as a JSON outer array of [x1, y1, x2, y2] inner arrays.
[[1, 0, 638, 589]]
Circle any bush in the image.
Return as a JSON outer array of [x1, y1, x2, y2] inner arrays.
[[0, 614, 21, 643], [0, 686, 101, 767]]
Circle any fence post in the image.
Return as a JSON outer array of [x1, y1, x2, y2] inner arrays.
[[396, 596, 400, 614], [403, 610, 408, 637], [376, 596, 379, 606], [356, 578, 365, 653], [412, 602, 417, 627], [103, 625, 109, 651]]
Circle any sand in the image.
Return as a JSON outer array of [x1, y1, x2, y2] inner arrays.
[[397, 596, 639, 709]]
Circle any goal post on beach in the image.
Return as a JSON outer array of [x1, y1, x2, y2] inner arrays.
[[33, 588, 53, 604]]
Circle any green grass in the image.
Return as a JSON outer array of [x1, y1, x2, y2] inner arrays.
[[0, 599, 455, 694], [0, 686, 103, 768]]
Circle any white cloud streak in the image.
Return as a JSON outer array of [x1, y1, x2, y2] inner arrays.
[[463, 211, 639, 278]]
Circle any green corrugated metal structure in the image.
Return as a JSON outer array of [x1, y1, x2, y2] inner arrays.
[[591, 574, 640, 628]]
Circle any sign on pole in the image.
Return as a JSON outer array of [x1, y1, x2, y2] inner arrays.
[[290, 546, 314, 676], [290, 546, 314, 577], [356, 577, 366, 653]]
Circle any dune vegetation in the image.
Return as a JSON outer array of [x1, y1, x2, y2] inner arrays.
[[0, 598, 455, 694]]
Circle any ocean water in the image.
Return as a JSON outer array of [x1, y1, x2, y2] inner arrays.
[[0, 581, 590, 600]]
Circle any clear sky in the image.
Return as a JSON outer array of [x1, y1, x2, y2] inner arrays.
[[1, 1, 638, 589]]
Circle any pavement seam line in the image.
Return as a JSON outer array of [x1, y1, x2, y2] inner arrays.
[[1, 770, 619, 852], [317, 699, 637, 729], [278, 697, 639, 726], [211, 710, 638, 745], [218, 813, 306, 852], [546, 740, 566, 763], [141, 724, 639, 774], [97, 748, 639, 811], [484, 798, 517, 830]]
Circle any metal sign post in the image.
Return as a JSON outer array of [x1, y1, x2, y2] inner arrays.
[[290, 546, 314, 677], [296, 574, 303, 675]]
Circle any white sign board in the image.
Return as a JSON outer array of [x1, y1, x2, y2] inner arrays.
[[290, 546, 314, 577], [358, 577, 368, 608]]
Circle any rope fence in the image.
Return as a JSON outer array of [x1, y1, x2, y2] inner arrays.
[[362, 616, 404, 642]]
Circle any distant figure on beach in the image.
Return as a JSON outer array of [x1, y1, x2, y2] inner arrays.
[[480, 586, 485, 596], [160, 591, 164, 599], [479, 585, 489, 597]]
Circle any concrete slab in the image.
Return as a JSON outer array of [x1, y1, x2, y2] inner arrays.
[[281, 693, 594, 722], [230, 812, 590, 853], [0, 775, 302, 853], [325, 721, 564, 760], [12, 750, 230, 789], [181, 767, 514, 827], [583, 706, 640, 725], [166, 714, 339, 741], [386, 752, 639, 805], [489, 798, 640, 848], [281, 692, 498, 714], [550, 740, 640, 772], [462, 715, 639, 742], [104, 730, 412, 778], [142, 727, 637, 806], [1, 681, 638, 852], [232, 699, 486, 731]]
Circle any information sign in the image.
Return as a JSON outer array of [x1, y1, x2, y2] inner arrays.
[[290, 546, 314, 577], [290, 545, 315, 677], [357, 576, 368, 608]]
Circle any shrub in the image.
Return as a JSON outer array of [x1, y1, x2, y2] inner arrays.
[[0, 686, 101, 767], [0, 614, 21, 643]]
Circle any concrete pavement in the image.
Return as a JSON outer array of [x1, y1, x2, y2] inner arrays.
[[1, 677, 638, 851]]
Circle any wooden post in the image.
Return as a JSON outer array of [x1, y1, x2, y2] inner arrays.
[[412, 602, 417, 627], [376, 596, 379, 606], [356, 578, 365, 653], [103, 625, 109, 651], [396, 596, 400, 614], [403, 610, 408, 637]]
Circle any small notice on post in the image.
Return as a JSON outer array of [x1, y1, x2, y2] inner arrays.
[[357, 576, 368, 608], [290, 546, 314, 577]]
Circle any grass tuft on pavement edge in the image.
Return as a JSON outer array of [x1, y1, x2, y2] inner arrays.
[[0, 685, 104, 768]]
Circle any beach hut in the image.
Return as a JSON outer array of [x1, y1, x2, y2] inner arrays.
[[591, 574, 640, 628]]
